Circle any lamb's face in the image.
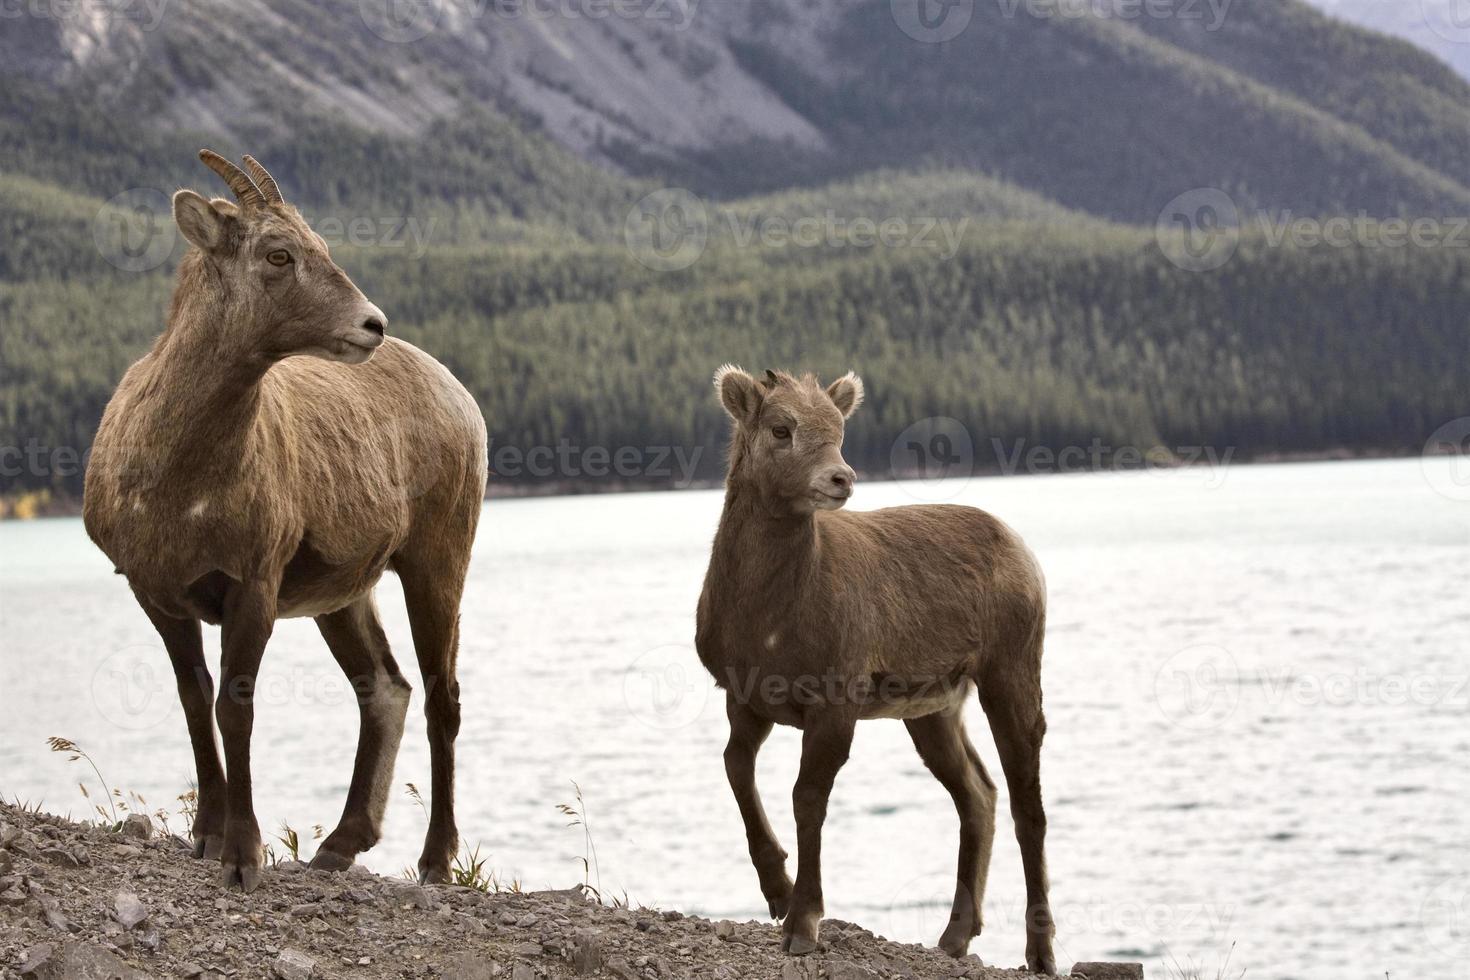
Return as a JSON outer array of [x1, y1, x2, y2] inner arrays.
[[715, 366, 864, 516]]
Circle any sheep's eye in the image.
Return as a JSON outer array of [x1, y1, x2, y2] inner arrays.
[[772, 426, 792, 440], [266, 249, 292, 267]]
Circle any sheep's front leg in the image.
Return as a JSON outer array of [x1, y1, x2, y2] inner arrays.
[[724, 695, 793, 918], [784, 712, 856, 955], [214, 580, 276, 892]]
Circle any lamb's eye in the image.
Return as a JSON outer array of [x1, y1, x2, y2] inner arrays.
[[266, 249, 292, 267], [772, 426, 792, 440]]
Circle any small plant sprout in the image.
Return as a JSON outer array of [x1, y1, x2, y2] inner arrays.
[[46, 737, 122, 828], [556, 781, 602, 902]]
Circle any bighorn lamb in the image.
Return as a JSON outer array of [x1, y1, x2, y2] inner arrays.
[[695, 367, 1056, 973], [84, 151, 487, 892]]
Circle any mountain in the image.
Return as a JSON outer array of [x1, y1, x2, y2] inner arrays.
[[1303, 0, 1470, 83], [2, 0, 1468, 224]]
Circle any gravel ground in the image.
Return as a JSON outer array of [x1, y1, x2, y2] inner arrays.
[[0, 803, 1120, 980]]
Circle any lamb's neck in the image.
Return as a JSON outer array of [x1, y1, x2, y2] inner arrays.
[[712, 482, 821, 599]]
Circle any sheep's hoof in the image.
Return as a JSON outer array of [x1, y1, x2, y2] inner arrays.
[[191, 833, 224, 861], [309, 849, 354, 872]]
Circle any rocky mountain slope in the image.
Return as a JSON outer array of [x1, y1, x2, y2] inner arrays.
[[0, 804, 1124, 979]]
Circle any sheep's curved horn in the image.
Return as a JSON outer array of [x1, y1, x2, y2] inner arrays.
[[198, 149, 264, 210], [241, 154, 284, 205]]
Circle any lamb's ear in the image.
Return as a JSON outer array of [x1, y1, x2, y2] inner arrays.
[[714, 364, 763, 425], [173, 190, 232, 253], [826, 372, 864, 418]]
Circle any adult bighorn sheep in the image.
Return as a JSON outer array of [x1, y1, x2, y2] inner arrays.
[[695, 367, 1056, 973], [83, 151, 487, 892]]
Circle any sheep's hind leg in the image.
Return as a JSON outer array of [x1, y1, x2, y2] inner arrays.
[[904, 709, 998, 958], [310, 594, 412, 871]]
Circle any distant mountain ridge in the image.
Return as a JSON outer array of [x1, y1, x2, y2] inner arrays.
[[2, 0, 1468, 225]]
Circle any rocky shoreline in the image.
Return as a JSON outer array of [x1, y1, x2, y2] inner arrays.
[[0, 804, 1137, 980]]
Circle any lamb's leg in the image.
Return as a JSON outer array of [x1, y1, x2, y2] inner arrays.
[[981, 678, 1056, 975], [397, 555, 470, 885], [137, 596, 227, 859], [784, 713, 856, 955], [905, 710, 997, 958], [310, 594, 412, 871], [723, 695, 792, 918], [214, 581, 275, 892]]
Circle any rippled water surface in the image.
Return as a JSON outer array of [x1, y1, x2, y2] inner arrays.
[[3, 459, 1468, 978]]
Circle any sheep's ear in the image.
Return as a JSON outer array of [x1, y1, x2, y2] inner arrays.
[[826, 372, 865, 418], [714, 364, 763, 425], [173, 190, 232, 253]]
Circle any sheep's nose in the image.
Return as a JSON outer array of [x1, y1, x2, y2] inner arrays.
[[829, 465, 855, 494], [362, 316, 386, 337]]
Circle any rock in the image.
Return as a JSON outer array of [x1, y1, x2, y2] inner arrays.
[[272, 947, 316, 980], [114, 890, 149, 930], [827, 962, 880, 980], [0, 850, 12, 874], [37, 900, 71, 933], [512, 942, 542, 957], [18, 940, 150, 979], [1071, 963, 1145, 980], [441, 952, 498, 979], [119, 813, 153, 840], [511, 964, 535, 980], [39, 847, 79, 868], [515, 912, 539, 927], [289, 902, 322, 918], [714, 920, 736, 940], [571, 928, 603, 975]]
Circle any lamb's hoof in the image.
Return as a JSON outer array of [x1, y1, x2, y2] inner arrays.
[[418, 864, 452, 886], [191, 834, 224, 861], [1027, 948, 1058, 975], [781, 932, 820, 956], [939, 931, 973, 959], [309, 849, 355, 873], [767, 895, 790, 920], [221, 860, 262, 893]]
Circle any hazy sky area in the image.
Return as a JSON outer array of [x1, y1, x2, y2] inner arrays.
[[1304, 0, 1470, 80]]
